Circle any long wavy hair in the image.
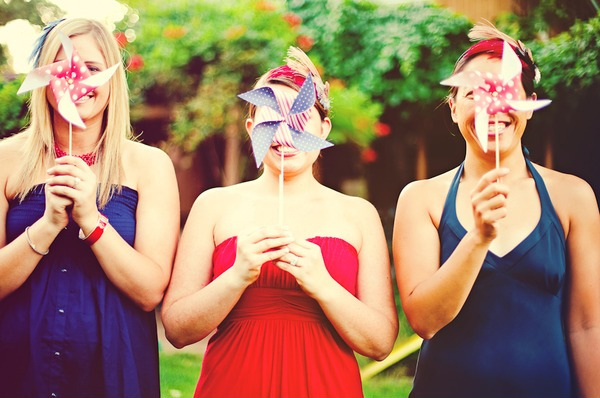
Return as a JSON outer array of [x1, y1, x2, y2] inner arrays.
[[11, 18, 133, 208]]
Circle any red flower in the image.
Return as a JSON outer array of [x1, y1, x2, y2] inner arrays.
[[127, 54, 144, 71], [374, 122, 391, 137], [361, 148, 378, 163], [297, 35, 314, 51], [114, 32, 127, 48], [283, 13, 302, 28]]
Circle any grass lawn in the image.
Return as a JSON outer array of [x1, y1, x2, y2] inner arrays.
[[159, 352, 412, 398]]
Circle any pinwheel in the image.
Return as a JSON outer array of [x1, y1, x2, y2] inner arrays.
[[18, 31, 119, 154], [238, 73, 333, 223], [441, 40, 551, 169]]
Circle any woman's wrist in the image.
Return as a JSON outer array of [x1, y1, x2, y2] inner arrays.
[[78, 213, 108, 245]]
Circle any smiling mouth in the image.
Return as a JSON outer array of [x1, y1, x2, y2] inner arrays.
[[75, 93, 94, 104], [272, 145, 298, 156], [487, 120, 510, 135]]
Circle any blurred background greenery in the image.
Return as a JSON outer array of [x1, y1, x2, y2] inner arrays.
[[2, 0, 599, 396]]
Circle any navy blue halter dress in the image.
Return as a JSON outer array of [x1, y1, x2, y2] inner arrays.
[[0, 185, 159, 398], [410, 159, 574, 398]]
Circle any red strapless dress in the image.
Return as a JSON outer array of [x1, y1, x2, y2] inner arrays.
[[194, 236, 363, 397]]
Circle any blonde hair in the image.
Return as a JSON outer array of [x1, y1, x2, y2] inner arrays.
[[13, 18, 132, 207]]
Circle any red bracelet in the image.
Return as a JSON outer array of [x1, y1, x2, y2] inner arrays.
[[78, 213, 108, 246]]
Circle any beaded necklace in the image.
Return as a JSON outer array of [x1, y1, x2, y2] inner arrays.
[[53, 142, 97, 166]]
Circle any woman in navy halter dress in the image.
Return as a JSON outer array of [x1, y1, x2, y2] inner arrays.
[[161, 47, 398, 397], [0, 19, 179, 398], [393, 23, 600, 397]]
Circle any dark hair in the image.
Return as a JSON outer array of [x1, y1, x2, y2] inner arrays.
[[449, 23, 540, 99]]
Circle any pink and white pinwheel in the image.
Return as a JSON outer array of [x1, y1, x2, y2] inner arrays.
[[441, 40, 551, 153], [17, 31, 119, 129], [238, 73, 333, 168]]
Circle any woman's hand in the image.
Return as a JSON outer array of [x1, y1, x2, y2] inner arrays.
[[42, 183, 73, 231], [232, 226, 294, 286], [470, 167, 510, 243], [46, 156, 99, 231], [274, 239, 333, 299]]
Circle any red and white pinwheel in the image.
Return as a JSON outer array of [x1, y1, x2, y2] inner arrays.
[[441, 40, 551, 153], [18, 31, 119, 129]]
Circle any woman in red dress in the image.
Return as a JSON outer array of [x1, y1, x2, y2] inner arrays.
[[161, 47, 398, 397]]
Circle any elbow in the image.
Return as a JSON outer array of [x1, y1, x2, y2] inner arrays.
[[165, 330, 188, 349], [361, 328, 399, 361], [137, 290, 166, 312], [371, 347, 393, 362], [413, 327, 436, 341], [405, 311, 442, 341]]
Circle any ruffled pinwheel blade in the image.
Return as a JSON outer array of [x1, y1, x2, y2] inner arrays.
[[289, 74, 316, 115], [250, 121, 280, 167], [440, 71, 485, 88], [17, 31, 119, 129], [80, 63, 119, 88], [57, 92, 85, 128], [238, 87, 281, 115], [17, 67, 56, 94], [507, 99, 552, 112], [475, 109, 491, 152], [500, 40, 522, 83], [289, 126, 334, 152]]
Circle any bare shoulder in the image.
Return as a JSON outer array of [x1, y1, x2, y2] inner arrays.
[[533, 163, 599, 219], [0, 134, 26, 166], [122, 140, 175, 189], [396, 168, 457, 214], [124, 140, 173, 168], [0, 134, 27, 197], [189, 181, 253, 213]]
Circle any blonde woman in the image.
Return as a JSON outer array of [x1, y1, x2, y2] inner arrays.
[[0, 18, 179, 397]]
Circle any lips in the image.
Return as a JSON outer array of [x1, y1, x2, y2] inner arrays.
[[272, 145, 299, 156], [487, 120, 510, 135], [74, 93, 94, 104]]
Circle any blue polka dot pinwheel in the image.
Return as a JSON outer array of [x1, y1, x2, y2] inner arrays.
[[238, 73, 333, 223]]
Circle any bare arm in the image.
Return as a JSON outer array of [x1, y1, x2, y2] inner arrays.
[[0, 168, 73, 300], [90, 149, 180, 311], [161, 190, 294, 348], [276, 199, 398, 360], [47, 148, 180, 311], [393, 168, 508, 339], [565, 180, 600, 397]]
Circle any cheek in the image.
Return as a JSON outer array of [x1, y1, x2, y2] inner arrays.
[[45, 88, 60, 111]]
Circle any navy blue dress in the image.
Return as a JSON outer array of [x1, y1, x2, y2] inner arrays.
[[410, 159, 574, 398], [0, 185, 160, 398]]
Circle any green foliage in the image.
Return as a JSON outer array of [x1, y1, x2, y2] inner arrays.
[[0, 0, 62, 25], [495, 0, 599, 42], [288, 0, 472, 112], [532, 14, 600, 98], [0, 76, 28, 138], [122, 0, 300, 151], [159, 352, 201, 398], [327, 80, 382, 147]]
